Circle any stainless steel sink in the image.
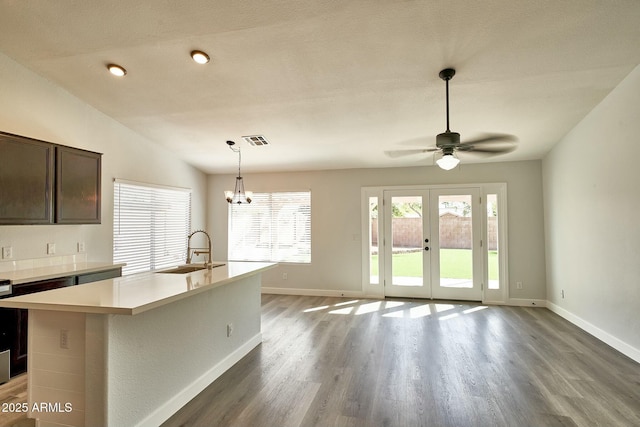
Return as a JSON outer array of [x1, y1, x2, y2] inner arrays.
[[159, 263, 225, 274]]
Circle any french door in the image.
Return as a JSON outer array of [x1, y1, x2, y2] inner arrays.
[[382, 188, 482, 301], [383, 190, 432, 298], [430, 188, 482, 301]]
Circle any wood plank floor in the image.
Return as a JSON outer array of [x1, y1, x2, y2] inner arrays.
[[162, 295, 640, 427], [0, 374, 34, 427], [2, 296, 639, 426]]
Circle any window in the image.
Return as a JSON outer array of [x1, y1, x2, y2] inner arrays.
[[114, 180, 191, 275], [228, 191, 311, 263], [486, 193, 500, 289]]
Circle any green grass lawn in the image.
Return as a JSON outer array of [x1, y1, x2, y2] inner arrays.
[[371, 249, 498, 279]]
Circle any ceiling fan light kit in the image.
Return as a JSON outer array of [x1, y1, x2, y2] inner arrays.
[[436, 153, 460, 170]]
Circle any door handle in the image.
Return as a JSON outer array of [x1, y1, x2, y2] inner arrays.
[[424, 246, 429, 251]]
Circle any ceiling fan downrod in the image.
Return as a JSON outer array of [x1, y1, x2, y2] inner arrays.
[[439, 68, 456, 133]]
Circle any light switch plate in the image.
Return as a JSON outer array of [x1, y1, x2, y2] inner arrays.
[[47, 243, 56, 255], [60, 329, 69, 349]]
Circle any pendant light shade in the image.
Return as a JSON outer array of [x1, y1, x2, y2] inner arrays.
[[224, 141, 252, 204]]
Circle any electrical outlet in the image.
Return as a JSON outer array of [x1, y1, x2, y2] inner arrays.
[[60, 329, 69, 349], [226, 323, 233, 337], [77, 242, 86, 253], [282, 272, 288, 280], [2, 246, 13, 259], [47, 243, 56, 255], [516, 281, 523, 290]]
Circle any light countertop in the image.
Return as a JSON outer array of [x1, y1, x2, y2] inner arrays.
[[1, 261, 126, 285], [0, 262, 276, 315]]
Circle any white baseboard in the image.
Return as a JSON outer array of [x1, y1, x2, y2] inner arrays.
[[263, 288, 550, 307], [547, 301, 640, 364], [262, 286, 364, 298], [508, 298, 547, 307], [137, 333, 263, 427]]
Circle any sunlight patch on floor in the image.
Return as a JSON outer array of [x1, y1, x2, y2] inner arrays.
[[329, 306, 355, 315], [303, 305, 329, 313], [302, 298, 488, 321], [355, 301, 382, 315], [334, 300, 359, 307], [438, 313, 460, 321], [409, 304, 432, 318], [434, 304, 455, 313], [463, 306, 488, 314]]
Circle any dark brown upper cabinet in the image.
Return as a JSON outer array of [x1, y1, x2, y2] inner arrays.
[[0, 133, 54, 224], [0, 131, 101, 225], [55, 146, 101, 224]]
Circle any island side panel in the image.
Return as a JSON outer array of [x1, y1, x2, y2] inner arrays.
[[105, 273, 262, 427], [28, 310, 87, 427]]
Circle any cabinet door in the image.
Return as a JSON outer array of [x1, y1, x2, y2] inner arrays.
[[0, 132, 54, 224], [55, 146, 102, 224]]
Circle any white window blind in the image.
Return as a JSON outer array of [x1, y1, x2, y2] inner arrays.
[[228, 191, 311, 263], [114, 180, 191, 275]]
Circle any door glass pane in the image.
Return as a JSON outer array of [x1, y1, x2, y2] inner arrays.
[[438, 195, 473, 288], [487, 194, 500, 289], [391, 196, 423, 287], [369, 197, 379, 285]]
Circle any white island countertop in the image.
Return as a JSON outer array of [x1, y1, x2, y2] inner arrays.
[[0, 262, 276, 315], [1, 261, 126, 285]]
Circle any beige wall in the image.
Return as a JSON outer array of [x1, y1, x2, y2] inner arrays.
[[543, 64, 640, 359], [208, 160, 546, 299], [0, 52, 207, 264]]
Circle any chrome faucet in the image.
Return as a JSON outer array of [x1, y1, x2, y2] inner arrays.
[[186, 230, 213, 268]]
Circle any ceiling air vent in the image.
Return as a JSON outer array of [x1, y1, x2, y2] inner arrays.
[[241, 135, 270, 146]]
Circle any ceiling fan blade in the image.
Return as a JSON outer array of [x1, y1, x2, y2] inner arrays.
[[385, 148, 439, 158], [394, 136, 436, 147], [457, 134, 517, 153], [456, 144, 517, 156], [460, 133, 517, 146]]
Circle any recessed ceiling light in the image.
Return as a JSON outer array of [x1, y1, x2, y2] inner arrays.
[[190, 50, 210, 64], [107, 64, 127, 77]]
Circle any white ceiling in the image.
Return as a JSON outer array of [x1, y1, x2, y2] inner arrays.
[[1, 0, 640, 174]]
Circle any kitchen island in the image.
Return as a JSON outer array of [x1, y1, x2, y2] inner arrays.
[[0, 261, 276, 427]]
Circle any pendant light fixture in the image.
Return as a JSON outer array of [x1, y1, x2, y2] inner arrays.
[[224, 141, 252, 204]]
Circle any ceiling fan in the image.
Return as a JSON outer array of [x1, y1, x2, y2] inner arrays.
[[386, 68, 517, 170]]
